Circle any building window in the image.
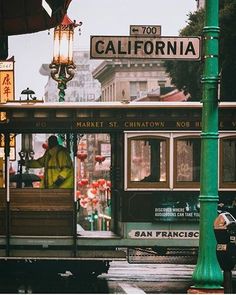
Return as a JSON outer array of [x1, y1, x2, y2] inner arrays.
[[174, 137, 201, 187], [110, 85, 112, 101], [220, 137, 236, 188], [112, 83, 115, 101], [158, 80, 166, 88], [127, 135, 169, 189], [130, 81, 147, 100]]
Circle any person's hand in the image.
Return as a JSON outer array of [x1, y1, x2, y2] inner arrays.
[[54, 176, 65, 187], [19, 159, 25, 166]]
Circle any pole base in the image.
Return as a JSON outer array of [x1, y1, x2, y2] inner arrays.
[[188, 287, 224, 294]]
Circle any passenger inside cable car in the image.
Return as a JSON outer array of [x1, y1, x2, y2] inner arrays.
[[3, 133, 112, 232], [26, 135, 73, 189]]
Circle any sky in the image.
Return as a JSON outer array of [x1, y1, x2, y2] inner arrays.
[[8, 0, 197, 100]]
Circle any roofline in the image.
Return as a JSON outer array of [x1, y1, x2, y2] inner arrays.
[[1, 101, 236, 110], [92, 59, 166, 79]]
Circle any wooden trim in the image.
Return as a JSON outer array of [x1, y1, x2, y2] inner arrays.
[[219, 136, 236, 189], [173, 136, 200, 189], [126, 135, 169, 189], [0, 188, 74, 236]]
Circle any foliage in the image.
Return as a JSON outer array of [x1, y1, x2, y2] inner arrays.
[[165, 2, 236, 101]]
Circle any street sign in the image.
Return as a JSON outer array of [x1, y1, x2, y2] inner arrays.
[[90, 36, 201, 60], [0, 59, 15, 121], [0, 59, 14, 102], [0, 61, 13, 70], [130, 25, 161, 36]]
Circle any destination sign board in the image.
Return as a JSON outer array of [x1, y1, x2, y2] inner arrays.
[[130, 25, 161, 36], [128, 230, 199, 239], [90, 36, 201, 60]]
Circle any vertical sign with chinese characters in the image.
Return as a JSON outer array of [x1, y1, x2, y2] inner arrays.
[[0, 59, 15, 121], [0, 60, 15, 101], [0, 59, 15, 161]]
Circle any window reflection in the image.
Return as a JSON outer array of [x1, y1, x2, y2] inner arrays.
[[176, 138, 200, 183], [222, 138, 236, 182], [130, 138, 167, 183]]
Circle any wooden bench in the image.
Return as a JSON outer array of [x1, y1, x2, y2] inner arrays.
[[0, 188, 74, 236]]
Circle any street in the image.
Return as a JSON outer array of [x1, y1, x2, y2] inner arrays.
[[0, 260, 235, 293], [100, 261, 195, 294]]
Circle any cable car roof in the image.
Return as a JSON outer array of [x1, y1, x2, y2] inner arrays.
[[1, 101, 236, 110], [0, 101, 204, 110]]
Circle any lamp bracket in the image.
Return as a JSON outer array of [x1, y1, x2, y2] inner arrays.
[[49, 62, 76, 83]]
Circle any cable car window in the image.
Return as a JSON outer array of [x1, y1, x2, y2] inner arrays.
[[220, 137, 236, 187], [174, 137, 200, 187], [127, 136, 169, 188]]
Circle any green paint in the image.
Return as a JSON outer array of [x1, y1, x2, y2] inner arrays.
[[192, 0, 223, 289], [58, 66, 67, 102]]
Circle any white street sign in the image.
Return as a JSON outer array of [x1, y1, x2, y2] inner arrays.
[[90, 36, 201, 60], [130, 25, 161, 36]]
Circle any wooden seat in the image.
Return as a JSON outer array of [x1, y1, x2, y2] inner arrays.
[[0, 188, 74, 236]]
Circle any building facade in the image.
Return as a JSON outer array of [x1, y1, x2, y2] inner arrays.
[[40, 51, 101, 102], [92, 60, 172, 102], [196, 0, 205, 9]]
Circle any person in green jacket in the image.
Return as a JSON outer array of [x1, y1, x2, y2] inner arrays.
[[27, 135, 74, 189]]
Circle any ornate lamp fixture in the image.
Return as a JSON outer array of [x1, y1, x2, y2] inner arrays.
[[50, 15, 80, 102], [20, 87, 37, 101]]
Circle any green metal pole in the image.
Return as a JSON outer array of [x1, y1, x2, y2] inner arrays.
[[191, 0, 223, 290], [58, 65, 67, 102], [57, 66, 66, 144]]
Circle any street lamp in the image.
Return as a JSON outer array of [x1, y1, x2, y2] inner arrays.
[[49, 14, 79, 102], [20, 87, 36, 101]]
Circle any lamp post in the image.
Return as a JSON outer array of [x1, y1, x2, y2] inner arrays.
[[49, 14, 79, 102], [20, 87, 36, 101], [190, 0, 223, 292]]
